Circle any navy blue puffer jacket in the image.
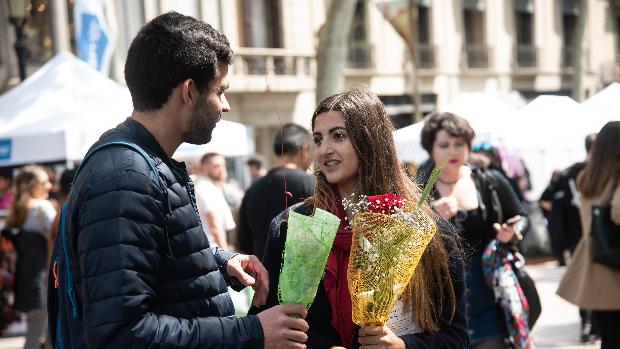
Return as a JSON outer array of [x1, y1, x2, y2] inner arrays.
[[65, 118, 263, 348]]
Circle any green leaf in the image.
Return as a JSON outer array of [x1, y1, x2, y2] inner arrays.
[[416, 159, 447, 210]]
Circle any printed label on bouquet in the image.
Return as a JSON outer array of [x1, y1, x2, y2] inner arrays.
[[386, 299, 423, 336]]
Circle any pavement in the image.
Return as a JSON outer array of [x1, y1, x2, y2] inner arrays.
[[0, 261, 600, 349], [528, 261, 599, 349]]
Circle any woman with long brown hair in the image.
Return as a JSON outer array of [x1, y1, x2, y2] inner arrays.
[[557, 121, 620, 349], [4, 165, 56, 349], [250, 88, 468, 348]]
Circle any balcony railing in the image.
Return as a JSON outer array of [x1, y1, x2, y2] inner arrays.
[[233, 47, 314, 76], [230, 47, 315, 92], [347, 42, 373, 69], [561, 46, 591, 70], [562, 46, 574, 68], [418, 43, 436, 69], [463, 44, 490, 69], [515, 44, 537, 68]]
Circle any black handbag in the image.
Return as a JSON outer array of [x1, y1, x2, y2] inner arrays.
[[591, 206, 620, 270], [512, 264, 541, 329]]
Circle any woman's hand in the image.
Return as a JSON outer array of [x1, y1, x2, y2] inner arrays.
[[432, 197, 458, 220], [358, 326, 406, 349], [493, 215, 522, 243]]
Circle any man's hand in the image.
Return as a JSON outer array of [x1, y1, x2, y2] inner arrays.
[[226, 254, 269, 307], [358, 326, 406, 349], [258, 304, 309, 349]]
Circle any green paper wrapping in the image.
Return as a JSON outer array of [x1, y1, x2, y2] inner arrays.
[[278, 208, 340, 308]]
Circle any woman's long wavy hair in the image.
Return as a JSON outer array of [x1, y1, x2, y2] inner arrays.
[[5, 165, 48, 230], [309, 88, 456, 332], [577, 121, 620, 198]]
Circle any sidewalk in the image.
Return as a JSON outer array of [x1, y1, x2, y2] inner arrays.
[[0, 262, 601, 349], [527, 261, 599, 349]]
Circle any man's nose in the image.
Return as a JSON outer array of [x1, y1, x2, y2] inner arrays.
[[222, 94, 230, 112]]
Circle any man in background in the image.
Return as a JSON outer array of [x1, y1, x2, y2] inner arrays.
[[194, 153, 237, 249], [238, 123, 315, 258], [540, 133, 597, 262], [246, 155, 267, 184], [202, 152, 245, 209]]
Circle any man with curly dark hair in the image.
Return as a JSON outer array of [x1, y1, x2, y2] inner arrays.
[[48, 12, 308, 349]]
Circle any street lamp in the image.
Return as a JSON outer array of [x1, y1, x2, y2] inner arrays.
[[7, 0, 29, 81]]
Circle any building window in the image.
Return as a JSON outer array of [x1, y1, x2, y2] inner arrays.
[[463, 2, 488, 68], [240, 0, 282, 48], [238, 0, 283, 75], [347, 0, 371, 69], [514, 0, 536, 68], [417, 3, 434, 69], [562, 0, 579, 68], [379, 94, 437, 129]]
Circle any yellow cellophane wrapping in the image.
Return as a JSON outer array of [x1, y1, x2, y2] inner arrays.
[[347, 202, 436, 326]]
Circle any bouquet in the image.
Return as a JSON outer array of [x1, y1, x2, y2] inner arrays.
[[278, 208, 340, 308], [346, 164, 443, 326]]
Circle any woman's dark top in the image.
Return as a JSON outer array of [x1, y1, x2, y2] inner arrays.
[[250, 202, 469, 349], [416, 161, 528, 344], [416, 161, 528, 256]]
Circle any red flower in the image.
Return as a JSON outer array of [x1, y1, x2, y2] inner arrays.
[[366, 194, 406, 214]]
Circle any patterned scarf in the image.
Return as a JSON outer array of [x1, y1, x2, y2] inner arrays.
[[482, 240, 535, 349]]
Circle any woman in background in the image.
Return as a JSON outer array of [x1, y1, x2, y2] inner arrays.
[[4, 165, 56, 349], [418, 112, 527, 349], [557, 121, 620, 349]]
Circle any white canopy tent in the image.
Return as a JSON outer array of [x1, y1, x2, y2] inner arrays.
[[0, 53, 132, 166], [0, 53, 251, 166], [393, 121, 426, 164], [443, 92, 519, 144], [393, 93, 594, 200], [0, 53, 131, 132], [578, 82, 620, 132], [500, 95, 585, 199], [173, 120, 253, 161], [393, 92, 520, 164]]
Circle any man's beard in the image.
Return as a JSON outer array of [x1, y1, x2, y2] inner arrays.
[[184, 100, 219, 145]]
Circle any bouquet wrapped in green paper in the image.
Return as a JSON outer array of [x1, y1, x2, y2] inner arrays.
[[278, 208, 340, 308]]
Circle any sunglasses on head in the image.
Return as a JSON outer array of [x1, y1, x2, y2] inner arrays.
[[472, 142, 493, 152]]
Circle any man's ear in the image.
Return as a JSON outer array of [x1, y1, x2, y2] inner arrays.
[[299, 143, 310, 164], [181, 79, 198, 106], [301, 143, 309, 157]]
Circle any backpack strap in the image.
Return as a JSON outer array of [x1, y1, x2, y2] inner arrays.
[[57, 202, 79, 318], [473, 167, 503, 224]]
